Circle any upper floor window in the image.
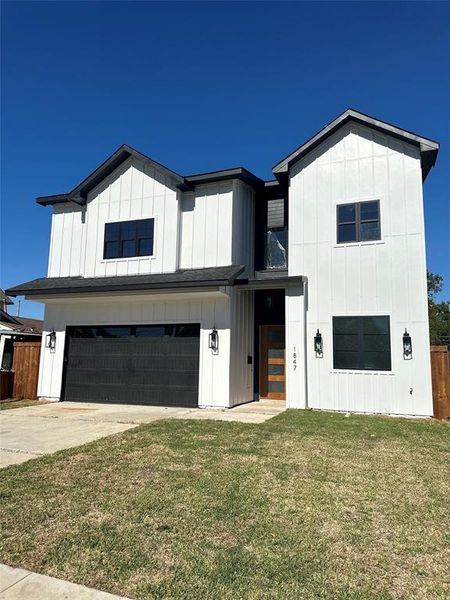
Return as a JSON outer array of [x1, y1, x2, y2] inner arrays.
[[337, 200, 380, 244], [333, 315, 391, 371], [103, 218, 154, 260], [265, 198, 287, 269]]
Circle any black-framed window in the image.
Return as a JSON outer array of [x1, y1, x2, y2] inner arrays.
[[337, 200, 380, 243], [103, 218, 154, 259], [333, 316, 391, 371], [265, 198, 288, 269]]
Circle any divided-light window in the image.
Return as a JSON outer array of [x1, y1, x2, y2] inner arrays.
[[337, 200, 380, 244], [103, 218, 154, 260], [333, 316, 391, 371]]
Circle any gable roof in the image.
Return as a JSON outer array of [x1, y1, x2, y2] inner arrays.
[[272, 109, 439, 182], [0, 308, 20, 325], [0, 308, 42, 333], [37, 144, 187, 206], [36, 110, 439, 207], [36, 148, 264, 207]]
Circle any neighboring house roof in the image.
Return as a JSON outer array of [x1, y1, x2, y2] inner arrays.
[[0, 308, 20, 326], [0, 308, 42, 335], [13, 317, 43, 333], [272, 108, 439, 182], [35, 109, 439, 208], [5, 266, 245, 297], [0, 290, 13, 305]]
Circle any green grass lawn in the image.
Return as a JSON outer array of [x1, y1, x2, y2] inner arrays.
[[0, 410, 449, 600]]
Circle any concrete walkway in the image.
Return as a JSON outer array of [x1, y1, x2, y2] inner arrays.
[[0, 399, 285, 468], [0, 563, 129, 599]]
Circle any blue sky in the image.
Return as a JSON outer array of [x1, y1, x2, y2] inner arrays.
[[1, 1, 449, 319]]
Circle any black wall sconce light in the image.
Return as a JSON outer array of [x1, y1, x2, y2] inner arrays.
[[403, 329, 412, 359], [314, 329, 323, 357], [209, 328, 219, 354], [45, 330, 56, 352]]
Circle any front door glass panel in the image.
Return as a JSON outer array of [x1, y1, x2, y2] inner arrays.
[[260, 325, 286, 400]]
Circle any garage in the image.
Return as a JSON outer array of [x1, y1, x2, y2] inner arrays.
[[62, 323, 200, 407]]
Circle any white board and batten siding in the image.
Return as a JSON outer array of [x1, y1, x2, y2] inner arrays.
[[229, 288, 254, 407], [288, 122, 432, 416], [179, 182, 234, 270], [48, 157, 181, 278], [49, 159, 256, 280], [179, 179, 255, 277], [43, 159, 257, 409], [38, 292, 232, 408]]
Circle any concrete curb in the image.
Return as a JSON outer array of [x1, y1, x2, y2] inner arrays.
[[0, 564, 130, 599]]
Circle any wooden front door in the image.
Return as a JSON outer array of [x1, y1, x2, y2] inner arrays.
[[260, 325, 286, 400]]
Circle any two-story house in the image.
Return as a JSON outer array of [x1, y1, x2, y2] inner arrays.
[[7, 109, 439, 415]]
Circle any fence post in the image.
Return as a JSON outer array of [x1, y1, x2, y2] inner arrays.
[[430, 345, 450, 420]]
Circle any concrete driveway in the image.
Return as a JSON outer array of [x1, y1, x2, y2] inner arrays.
[[0, 400, 285, 468]]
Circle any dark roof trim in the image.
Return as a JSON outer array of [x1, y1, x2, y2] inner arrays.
[[184, 167, 263, 188], [36, 193, 70, 206], [273, 109, 439, 182], [235, 275, 305, 290], [6, 266, 245, 297], [36, 110, 439, 208], [37, 144, 187, 206], [37, 155, 264, 207]]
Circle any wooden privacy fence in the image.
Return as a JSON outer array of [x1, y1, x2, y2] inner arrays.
[[0, 371, 14, 400], [430, 345, 450, 421], [12, 341, 41, 400]]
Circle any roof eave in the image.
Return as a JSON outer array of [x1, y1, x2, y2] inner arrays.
[[5, 266, 245, 298], [273, 109, 439, 182], [36, 144, 187, 207], [184, 167, 264, 189]]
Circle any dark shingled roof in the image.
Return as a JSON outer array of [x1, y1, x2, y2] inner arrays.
[[6, 266, 245, 297]]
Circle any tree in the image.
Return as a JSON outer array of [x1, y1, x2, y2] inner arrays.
[[427, 271, 450, 345]]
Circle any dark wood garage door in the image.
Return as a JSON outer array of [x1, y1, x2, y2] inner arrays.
[[62, 324, 200, 407]]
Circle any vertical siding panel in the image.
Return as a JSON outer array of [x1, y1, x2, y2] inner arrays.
[[289, 122, 431, 416]]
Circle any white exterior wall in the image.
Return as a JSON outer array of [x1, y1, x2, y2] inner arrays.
[[48, 157, 181, 278], [229, 288, 254, 407], [285, 284, 307, 409], [179, 182, 234, 269], [38, 292, 232, 408], [289, 122, 432, 415], [179, 179, 255, 275], [231, 181, 255, 278]]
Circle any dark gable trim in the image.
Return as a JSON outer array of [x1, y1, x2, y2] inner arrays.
[[185, 167, 264, 189], [36, 110, 439, 207], [35, 193, 71, 206], [272, 108, 439, 182], [6, 266, 245, 297], [37, 145, 188, 207], [37, 158, 264, 207]]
